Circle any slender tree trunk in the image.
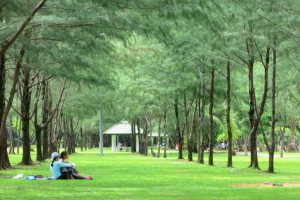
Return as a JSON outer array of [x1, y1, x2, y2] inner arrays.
[[149, 118, 156, 157], [9, 115, 15, 154], [288, 121, 297, 152], [248, 38, 257, 168], [198, 69, 205, 164], [208, 66, 215, 166], [249, 46, 270, 169], [157, 117, 161, 158], [143, 117, 148, 156], [80, 127, 83, 152], [268, 41, 276, 173], [0, 47, 23, 169], [47, 89, 54, 154], [190, 101, 198, 158], [137, 118, 142, 154], [21, 67, 33, 165], [175, 97, 183, 159], [0, 54, 10, 169], [184, 94, 193, 162], [131, 121, 136, 153], [279, 125, 286, 158], [163, 109, 167, 158], [33, 82, 42, 161], [35, 125, 43, 162], [17, 116, 22, 154], [42, 80, 49, 160], [226, 61, 233, 167]]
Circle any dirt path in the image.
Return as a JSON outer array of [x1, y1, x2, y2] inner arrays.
[[231, 182, 300, 187]]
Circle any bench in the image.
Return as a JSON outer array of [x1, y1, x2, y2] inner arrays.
[[116, 146, 130, 152]]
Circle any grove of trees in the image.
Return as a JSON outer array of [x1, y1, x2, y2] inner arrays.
[[1, 0, 300, 174]]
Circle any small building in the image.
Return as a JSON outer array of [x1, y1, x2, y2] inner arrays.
[[104, 120, 140, 152], [104, 120, 169, 152]]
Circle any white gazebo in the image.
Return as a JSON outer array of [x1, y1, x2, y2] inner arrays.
[[104, 120, 140, 152]]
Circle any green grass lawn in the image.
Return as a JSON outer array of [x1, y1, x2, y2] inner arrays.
[[1, 148, 300, 200]]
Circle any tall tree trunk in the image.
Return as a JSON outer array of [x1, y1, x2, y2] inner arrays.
[[35, 125, 42, 162], [249, 46, 270, 169], [9, 115, 15, 154], [21, 67, 33, 165], [0, 46, 23, 168], [268, 41, 276, 173], [190, 101, 198, 160], [184, 94, 193, 162], [163, 109, 167, 158], [288, 121, 297, 152], [248, 38, 257, 168], [47, 88, 54, 154], [0, 54, 10, 169], [208, 66, 215, 166], [137, 117, 142, 154], [80, 127, 83, 152], [226, 61, 233, 167], [157, 117, 161, 158], [33, 82, 42, 161], [149, 118, 156, 157], [42, 80, 49, 160], [198, 69, 205, 164], [143, 117, 148, 156], [17, 119, 22, 154], [175, 97, 183, 159], [131, 121, 136, 153]]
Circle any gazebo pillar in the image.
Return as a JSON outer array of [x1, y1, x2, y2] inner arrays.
[[136, 135, 139, 153], [112, 135, 117, 152]]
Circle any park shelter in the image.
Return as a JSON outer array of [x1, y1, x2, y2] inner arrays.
[[104, 120, 140, 152]]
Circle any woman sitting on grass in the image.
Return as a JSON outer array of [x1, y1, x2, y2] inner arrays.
[[59, 151, 92, 180], [50, 152, 74, 179]]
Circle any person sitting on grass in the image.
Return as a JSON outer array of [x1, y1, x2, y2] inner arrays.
[[59, 151, 92, 180], [50, 152, 74, 179]]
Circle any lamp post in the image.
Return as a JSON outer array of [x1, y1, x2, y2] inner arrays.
[[99, 88, 103, 156]]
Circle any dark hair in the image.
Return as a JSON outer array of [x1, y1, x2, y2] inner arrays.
[[51, 156, 58, 167], [60, 151, 68, 159]]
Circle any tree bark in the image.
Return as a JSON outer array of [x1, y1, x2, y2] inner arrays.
[[157, 117, 161, 158], [226, 61, 233, 167], [148, 117, 156, 157], [0, 45, 24, 169], [249, 46, 270, 169], [80, 127, 83, 152], [0, 54, 10, 169], [175, 97, 183, 159], [268, 41, 276, 173], [247, 37, 257, 168], [208, 66, 215, 166], [42, 80, 49, 160], [198, 69, 205, 164], [163, 109, 167, 158], [131, 121, 136, 153], [35, 125, 43, 162], [20, 67, 33, 165], [143, 117, 148, 156], [9, 115, 15, 154], [184, 94, 193, 162]]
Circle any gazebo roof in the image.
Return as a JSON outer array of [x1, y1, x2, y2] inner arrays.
[[104, 120, 166, 136], [104, 120, 136, 135]]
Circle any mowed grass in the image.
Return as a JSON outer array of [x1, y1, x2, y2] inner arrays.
[[1, 148, 300, 200]]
